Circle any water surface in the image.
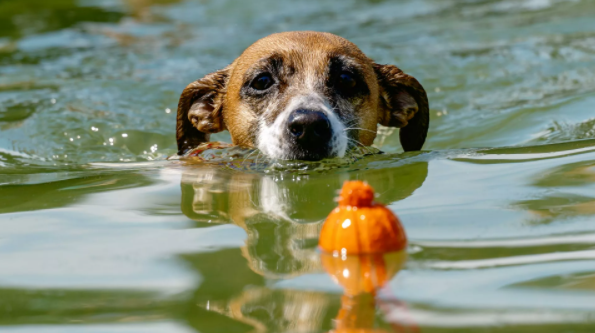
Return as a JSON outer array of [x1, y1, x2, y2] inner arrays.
[[1, 0, 595, 332]]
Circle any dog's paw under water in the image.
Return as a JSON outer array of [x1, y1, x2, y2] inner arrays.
[[170, 141, 382, 173]]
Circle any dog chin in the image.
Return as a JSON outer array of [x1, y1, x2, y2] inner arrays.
[[258, 133, 348, 161], [287, 144, 333, 161], [257, 114, 348, 161], [260, 140, 347, 161]]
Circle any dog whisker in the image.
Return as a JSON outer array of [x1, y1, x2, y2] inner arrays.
[[343, 127, 377, 134], [254, 150, 263, 167], [346, 138, 375, 155], [341, 118, 358, 127], [241, 149, 259, 168], [346, 137, 366, 147], [348, 137, 375, 153]]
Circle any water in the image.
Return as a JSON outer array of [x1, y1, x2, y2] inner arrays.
[[1, 0, 595, 331]]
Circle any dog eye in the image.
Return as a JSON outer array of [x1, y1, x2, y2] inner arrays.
[[337, 72, 357, 90], [251, 73, 274, 91]]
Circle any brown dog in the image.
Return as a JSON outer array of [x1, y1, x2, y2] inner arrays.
[[176, 31, 429, 160]]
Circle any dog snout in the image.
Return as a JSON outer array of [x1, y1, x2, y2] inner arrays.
[[287, 109, 332, 145]]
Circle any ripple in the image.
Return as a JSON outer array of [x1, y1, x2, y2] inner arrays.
[[415, 232, 595, 248], [386, 307, 592, 328], [530, 118, 595, 144], [426, 250, 595, 270]]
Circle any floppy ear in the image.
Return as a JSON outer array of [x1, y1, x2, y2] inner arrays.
[[176, 67, 229, 155], [374, 64, 429, 151]]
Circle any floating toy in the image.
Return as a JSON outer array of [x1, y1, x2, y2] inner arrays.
[[319, 181, 407, 255]]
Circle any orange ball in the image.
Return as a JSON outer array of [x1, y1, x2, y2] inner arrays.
[[319, 181, 407, 255]]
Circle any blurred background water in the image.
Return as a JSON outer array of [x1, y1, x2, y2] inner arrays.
[[1, 0, 595, 332]]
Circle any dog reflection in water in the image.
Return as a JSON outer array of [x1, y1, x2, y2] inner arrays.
[[179, 163, 426, 332]]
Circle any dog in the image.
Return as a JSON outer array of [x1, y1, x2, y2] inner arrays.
[[176, 31, 429, 161]]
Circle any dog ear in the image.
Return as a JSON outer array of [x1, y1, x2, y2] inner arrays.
[[176, 67, 229, 155], [374, 64, 429, 151]]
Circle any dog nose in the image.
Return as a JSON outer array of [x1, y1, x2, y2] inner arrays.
[[287, 110, 332, 145]]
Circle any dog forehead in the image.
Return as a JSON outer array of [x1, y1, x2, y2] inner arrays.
[[230, 31, 370, 75]]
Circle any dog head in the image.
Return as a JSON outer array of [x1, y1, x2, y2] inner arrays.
[[177, 31, 429, 160]]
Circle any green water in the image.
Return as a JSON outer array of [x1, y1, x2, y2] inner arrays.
[[2, 0, 595, 332]]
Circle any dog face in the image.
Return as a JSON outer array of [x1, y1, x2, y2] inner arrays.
[[177, 31, 429, 160]]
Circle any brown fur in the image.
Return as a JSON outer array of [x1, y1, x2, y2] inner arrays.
[[176, 31, 429, 156]]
